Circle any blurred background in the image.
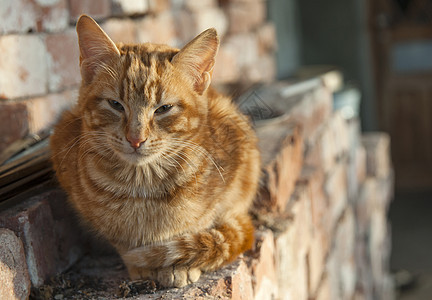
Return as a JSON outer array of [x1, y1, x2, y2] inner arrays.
[[0, 0, 431, 298], [270, 1, 432, 298]]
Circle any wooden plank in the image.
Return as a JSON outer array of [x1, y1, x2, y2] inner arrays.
[[0, 168, 53, 202], [0, 136, 53, 203], [0, 131, 49, 165]]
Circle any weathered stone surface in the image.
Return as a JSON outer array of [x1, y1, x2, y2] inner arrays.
[[136, 12, 177, 45], [243, 54, 276, 83], [183, 0, 217, 11], [275, 183, 312, 300], [37, 0, 69, 33], [255, 119, 303, 212], [250, 79, 333, 144], [213, 43, 241, 84], [45, 30, 80, 92], [68, 0, 111, 22], [305, 111, 350, 175], [0, 228, 31, 300], [0, 0, 37, 34], [250, 230, 278, 300], [111, 0, 149, 16], [27, 90, 77, 133], [174, 7, 228, 44], [0, 189, 84, 287], [0, 101, 29, 154], [257, 22, 277, 55], [0, 89, 77, 154], [224, 1, 266, 34], [147, 259, 252, 299], [324, 161, 348, 231], [101, 18, 138, 44], [148, 0, 171, 13], [0, 35, 47, 99], [298, 166, 328, 295], [223, 33, 259, 70], [362, 132, 392, 179], [326, 207, 357, 300], [0, 0, 68, 34]]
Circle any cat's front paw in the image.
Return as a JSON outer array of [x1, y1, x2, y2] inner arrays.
[[157, 266, 201, 288]]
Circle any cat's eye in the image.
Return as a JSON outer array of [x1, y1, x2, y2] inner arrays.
[[107, 100, 125, 112], [155, 104, 173, 114]]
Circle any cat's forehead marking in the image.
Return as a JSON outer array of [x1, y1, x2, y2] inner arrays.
[[121, 49, 166, 107]]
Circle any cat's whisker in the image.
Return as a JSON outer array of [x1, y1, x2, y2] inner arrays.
[[163, 147, 198, 184], [168, 138, 225, 183], [55, 132, 114, 168], [161, 153, 185, 177]]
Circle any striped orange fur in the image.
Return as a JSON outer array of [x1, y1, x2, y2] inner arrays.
[[50, 15, 260, 288]]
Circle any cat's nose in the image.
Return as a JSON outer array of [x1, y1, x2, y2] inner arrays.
[[126, 135, 147, 149]]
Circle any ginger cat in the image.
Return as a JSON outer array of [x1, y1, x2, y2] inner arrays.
[[50, 15, 260, 288]]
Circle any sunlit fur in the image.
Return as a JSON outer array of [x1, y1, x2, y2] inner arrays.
[[50, 15, 260, 288]]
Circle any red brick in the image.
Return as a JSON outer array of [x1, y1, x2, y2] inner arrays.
[[0, 228, 31, 299], [136, 12, 177, 45], [298, 167, 329, 295], [0, 0, 68, 34], [326, 207, 356, 300], [324, 161, 348, 230], [213, 32, 264, 85], [213, 43, 241, 84], [305, 111, 350, 175], [0, 0, 38, 34], [275, 211, 309, 300], [37, 0, 69, 32], [0, 101, 29, 154], [68, 0, 111, 22], [175, 7, 228, 44], [0, 89, 77, 153], [223, 33, 258, 69], [231, 259, 254, 300], [26, 89, 78, 135], [46, 30, 80, 92], [355, 175, 393, 299], [273, 181, 313, 300], [224, 1, 266, 34], [255, 120, 303, 212], [315, 274, 331, 300], [347, 144, 366, 201], [101, 18, 138, 44], [0, 189, 84, 286], [250, 230, 278, 300], [227, 0, 266, 2], [243, 54, 276, 83], [148, 0, 171, 13], [369, 210, 391, 292], [112, 0, 148, 16], [183, 0, 217, 11], [257, 22, 277, 55], [361, 132, 392, 179], [0, 35, 48, 99], [356, 145, 367, 186]]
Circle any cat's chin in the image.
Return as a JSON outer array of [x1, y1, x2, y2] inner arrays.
[[116, 150, 153, 166]]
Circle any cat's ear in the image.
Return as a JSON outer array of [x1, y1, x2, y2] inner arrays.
[[76, 15, 120, 84], [172, 28, 219, 95]]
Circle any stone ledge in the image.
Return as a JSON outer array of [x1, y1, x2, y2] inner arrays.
[[0, 79, 394, 299]]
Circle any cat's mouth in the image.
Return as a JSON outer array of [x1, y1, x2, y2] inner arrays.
[[114, 147, 158, 166]]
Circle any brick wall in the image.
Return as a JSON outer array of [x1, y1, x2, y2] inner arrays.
[[0, 0, 276, 154], [0, 78, 394, 299]]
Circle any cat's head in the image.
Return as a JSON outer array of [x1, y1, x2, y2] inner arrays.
[[75, 15, 219, 166]]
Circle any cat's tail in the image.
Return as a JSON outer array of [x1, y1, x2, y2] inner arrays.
[[122, 215, 254, 271]]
